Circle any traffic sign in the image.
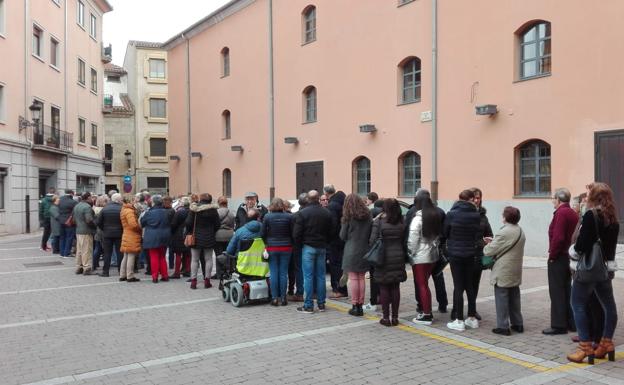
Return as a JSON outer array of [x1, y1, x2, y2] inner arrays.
[[123, 175, 131, 183]]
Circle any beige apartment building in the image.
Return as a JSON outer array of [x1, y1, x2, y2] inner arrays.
[[0, 0, 112, 234], [109, 40, 170, 196], [164, 0, 624, 256]]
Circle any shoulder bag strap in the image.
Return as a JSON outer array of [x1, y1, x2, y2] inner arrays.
[[192, 212, 198, 236], [494, 228, 523, 260]]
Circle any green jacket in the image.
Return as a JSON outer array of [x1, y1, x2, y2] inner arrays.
[[73, 201, 96, 235], [39, 194, 54, 221]]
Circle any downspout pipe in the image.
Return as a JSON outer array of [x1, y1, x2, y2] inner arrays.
[[430, 0, 439, 202], [182, 33, 192, 194], [268, 0, 275, 201]]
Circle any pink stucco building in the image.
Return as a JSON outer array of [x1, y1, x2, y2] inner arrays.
[[163, 0, 624, 255], [0, 0, 112, 234]]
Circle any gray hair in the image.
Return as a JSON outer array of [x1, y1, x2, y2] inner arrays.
[[323, 184, 336, 195], [151, 194, 163, 207], [111, 193, 123, 204], [307, 190, 320, 203], [415, 188, 431, 199], [180, 196, 191, 207], [298, 193, 308, 206], [554, 188, 571, 203]]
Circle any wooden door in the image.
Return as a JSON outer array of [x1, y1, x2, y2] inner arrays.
[[296, 161, 324, 196], [595, 130, 624, 241]]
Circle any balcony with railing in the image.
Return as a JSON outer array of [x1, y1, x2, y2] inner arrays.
[[32, 124, 73, 154]]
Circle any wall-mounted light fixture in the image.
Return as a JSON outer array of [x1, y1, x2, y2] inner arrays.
[[475, 104, 498, 116], [124, 150, 132, 168], [191, 152, 203, 158], [18, 100, 43, 131], [359, 124, 377, 133], [169, 155, 180, 161], [231, 145, 244, 152], [284, 137, 299, 144]]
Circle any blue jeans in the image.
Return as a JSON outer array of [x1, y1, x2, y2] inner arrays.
[[268, 250, 292, 300], [571, 278, 618, 341], [51, 236, 60, 254], [59, 225, 75, 257], [302, 245, 326, 309], [92, 241, 102, 268]]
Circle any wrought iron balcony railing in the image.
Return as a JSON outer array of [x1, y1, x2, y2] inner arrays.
[[32, 124, 73, 153]]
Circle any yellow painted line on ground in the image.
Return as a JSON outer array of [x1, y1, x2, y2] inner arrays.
[[325, 302, 620, 374]]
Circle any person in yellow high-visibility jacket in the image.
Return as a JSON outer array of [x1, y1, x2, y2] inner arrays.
[[226, 209, 269, 278]]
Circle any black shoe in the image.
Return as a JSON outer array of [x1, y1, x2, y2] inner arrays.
[[356, 304, 364, 317], [474, 312, 482, 321], [492, 328, 511, 336], [511, 325, 524, 333], [98, 272, 109, 277], [296, 306, 314, 314], [281, 299, 288, 306], [568, 325, 577, 333], [348, 305, 358, 316], [75, 268, 83, 275], [317, 304, 326, 312], [211, 274, 218, 279], [119, 277, 127, 282], [127, 277, 141, 282], [161, 277, 169, 282], [438, 305, 448, 314], [542, 327, 567, 335], [271, 299, 279, 307], [152, 278, 158, 283]]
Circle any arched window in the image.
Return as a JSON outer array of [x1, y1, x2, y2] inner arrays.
[[353, 156, 371, 195], [221, 47, 230, 77], [222, 110, 231, 139], [399, 57, 421, 103], [518, 21, 551, 79], [222, 168, 232, 198], [302, 5, 316, 44], [303, 86, 317, 123], [398, 151, 421, 196], [516, 140, 551, 196]]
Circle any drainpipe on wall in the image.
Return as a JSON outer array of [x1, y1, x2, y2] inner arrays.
[[64, 0, 69, 191], [430, 0, 439, 203], [182, 33, 192, 194], [268, 0, 275, 201], [24, 0, 31, 233]]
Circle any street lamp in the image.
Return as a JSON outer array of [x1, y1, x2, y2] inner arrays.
[[18, 100, 42, 131], [124, 149, 132, 169]]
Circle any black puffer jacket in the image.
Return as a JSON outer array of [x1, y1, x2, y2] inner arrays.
[[370, 216, 407, 284], [443, 200, 481, 260], [327, 191, 346, 244], [293, 203, 335, 249], [170, 206, 190, 253], [262, 212, 293, 247], [235, 203, 268, 229], [185, 201, 220, 249], [475, 206, 493, 257], [97, 202, 123, 239], [58, 195, 77, 225]]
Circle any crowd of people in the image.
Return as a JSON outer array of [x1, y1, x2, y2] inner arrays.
[[37, 182, 619, 365]]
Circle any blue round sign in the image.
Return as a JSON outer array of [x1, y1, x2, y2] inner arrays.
[[123, 175, 132, 183]]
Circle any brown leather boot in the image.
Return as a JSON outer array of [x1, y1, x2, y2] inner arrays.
[[594, 338, 615, 361], [567, 341, 595, 364]]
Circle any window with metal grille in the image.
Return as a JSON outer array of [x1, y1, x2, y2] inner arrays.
[[149, 59, 166, 79], [221, 47, 230, 77], [353, 157, 371, 196], [223, 169, 231, 198], [399, 151, 421, 196], [517, 140, 551, 196], [519, 21, 551, 79], [303, 86, 316, 123], [303, 6, 316, 43], [401, 57, 421, 103], [78, 118, 85, 143], [149, 138, 167, 157], [91, 124, 97, 146], [149, 98, 166, 118], [222, 110, 231, 139], [104, 144, 112, 173]]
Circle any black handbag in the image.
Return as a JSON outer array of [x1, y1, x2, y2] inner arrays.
[[574, 210, 608, 283], [431, 240, 448, 276], [364, 220, 385, 267]]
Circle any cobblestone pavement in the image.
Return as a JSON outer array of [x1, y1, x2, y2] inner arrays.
[[1, 235, 623, 385]]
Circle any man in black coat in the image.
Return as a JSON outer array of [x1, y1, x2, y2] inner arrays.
[[97, 193, 123, 277], [58, 190, 78, 258], [323, 184, 348, 298], [293, 190, 335, 313], [405, 189, 449, 313], [235, 192, 268, 229]]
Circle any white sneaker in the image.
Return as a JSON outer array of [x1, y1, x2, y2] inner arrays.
[[464, 317, 479, 329], [447, 319, 466, 331], [362, 303, 377, 312]]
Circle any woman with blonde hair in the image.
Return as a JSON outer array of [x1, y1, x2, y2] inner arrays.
[[339, 194, 372, 316], [567, 182, 619, 364]]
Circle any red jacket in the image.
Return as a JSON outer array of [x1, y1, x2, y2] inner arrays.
[[548, 203, 579, 260]]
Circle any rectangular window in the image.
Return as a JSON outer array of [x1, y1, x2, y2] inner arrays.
[[104, 144, 112, 172], [77, 1, 84, 26], [90, 123, 97, 146], [0, 0, 6, 35], [32, 25, 43, 57], [149, 138, 167, 157], [78, 118, 85, 143], [78, 58, 85, 85], [51, 106, 60, 130], [149, 59, 166, 79], [76, 175, 96, 193], [0, 84, 5, 123], [50, 38, 59, 67], [304, 8, 316, 43], [89, 14, 96, 39], [147, 177, 168, 194], [0, 168, 6, 210], [149, 98, 166, 118], [90, 68, 97, 92], [107, 75, 120, 82]]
